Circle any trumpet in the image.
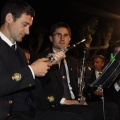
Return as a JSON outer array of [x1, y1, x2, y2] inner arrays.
[[47, 39, 86, 62]]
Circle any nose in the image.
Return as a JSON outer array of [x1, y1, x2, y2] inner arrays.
[[94, 63, 96, 66], [25, 26, 30, 35], [61, 35, 66, 40]]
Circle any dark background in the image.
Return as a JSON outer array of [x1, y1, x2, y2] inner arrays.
[[1, 0, 120, 37], [1, 0, 120, 64]]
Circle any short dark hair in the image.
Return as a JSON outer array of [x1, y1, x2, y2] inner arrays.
[[94, 55, 105, 63], [112, 40, 120, 49], [49, 22, 71, 36], [1, 0, 35, 25]]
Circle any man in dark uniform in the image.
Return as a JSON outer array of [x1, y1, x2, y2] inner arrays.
[[30, 22, 119, 120], [0, 1, 92, 120], [84, 55, 105, 102]]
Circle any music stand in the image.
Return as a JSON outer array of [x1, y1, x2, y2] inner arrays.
[[89, 50, 120, 120], [90, 50, 120, 88]]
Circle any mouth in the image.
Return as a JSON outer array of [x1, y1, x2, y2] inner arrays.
[[20, 33, 25, 38], [59, 43, 65, 48], [59, 42, 65, 45]]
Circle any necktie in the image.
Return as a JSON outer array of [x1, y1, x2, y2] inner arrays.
[[12, 44, 16, 50], [96, 72, 102, 78], [60, 59, 71, 99], [99, 72, 102, 76]]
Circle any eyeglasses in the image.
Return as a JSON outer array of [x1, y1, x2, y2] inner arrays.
[[52, 33, 70, 39]]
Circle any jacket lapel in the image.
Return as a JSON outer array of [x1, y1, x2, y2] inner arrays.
[[0, 39, 27, 71], [51, 64, 64, 87]]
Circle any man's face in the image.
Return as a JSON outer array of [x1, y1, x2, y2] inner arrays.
[[49, 27, 71, 51], [93, 58, 104, 71], [6, 13, 33, 43]]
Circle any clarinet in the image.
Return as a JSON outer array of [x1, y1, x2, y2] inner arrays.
[[47, 39, 86, 62]]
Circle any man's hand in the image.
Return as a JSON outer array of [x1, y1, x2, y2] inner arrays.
[[64, 99, 87, 105], [117, 79, 120, 87], [30, 58, 52, 77], [30, 51, 65, 77], [94, 90, 103, 96], [94, 86, 103, 96], [64, 99, 80, 105], [50, 51, 66, 65]]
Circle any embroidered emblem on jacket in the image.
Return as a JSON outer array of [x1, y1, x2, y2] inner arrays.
[[47, 96, 54, 102], [12, 73, 22, 81]]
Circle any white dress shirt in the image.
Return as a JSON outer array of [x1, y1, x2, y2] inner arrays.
[[52, 48, 75, 104], [95, 70, 102, 79]]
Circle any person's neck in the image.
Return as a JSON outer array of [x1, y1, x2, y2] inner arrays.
[[52, 47, 61, 52], [0, 29, 15, 44], [96, 70, 102, 72]]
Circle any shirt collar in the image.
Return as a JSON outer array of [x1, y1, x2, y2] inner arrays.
[[52, 48, 56, 53], [95, 70, 102, 76], [0, 32, 16, 47], [95, 70, 100, 75]]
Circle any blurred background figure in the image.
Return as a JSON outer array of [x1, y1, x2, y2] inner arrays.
[[83, 55, 106, 102], [23, 48, 30, 64]]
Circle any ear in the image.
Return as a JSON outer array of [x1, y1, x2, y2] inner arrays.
[[69, 37, 71, 41], [49, 36, 53, 42], [6, 13, 13, 23], [102, 63, 104, 67]]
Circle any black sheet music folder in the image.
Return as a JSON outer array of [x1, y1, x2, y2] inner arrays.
[[90, 50, 120, 88]]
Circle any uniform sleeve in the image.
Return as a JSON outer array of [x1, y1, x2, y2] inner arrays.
[[0, 66, 35, 97]]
